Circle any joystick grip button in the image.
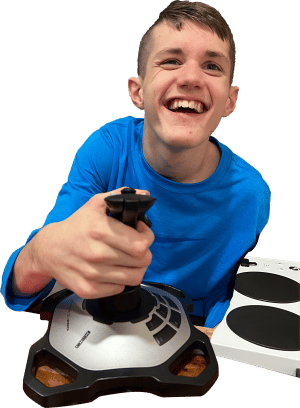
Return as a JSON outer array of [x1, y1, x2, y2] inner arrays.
[[154, 325, 177, 346], [121, 188, 136, 194]]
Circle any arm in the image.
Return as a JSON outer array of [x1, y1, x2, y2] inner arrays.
[[12, 232, 53, 297], [8, 125, 155, 302], [12, 188, 155, 300]]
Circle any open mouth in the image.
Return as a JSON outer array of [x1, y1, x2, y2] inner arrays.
[[166, 98, 207, 114]]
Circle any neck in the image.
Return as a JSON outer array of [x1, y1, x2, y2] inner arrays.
[[142, 136, 221, 184]]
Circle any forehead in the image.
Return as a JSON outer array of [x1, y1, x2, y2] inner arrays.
[[149, 20, 230, 61]]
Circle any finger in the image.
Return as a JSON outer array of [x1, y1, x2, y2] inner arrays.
[[89, 264, 148, 287], [110, 187, 151, 196], [102, 187, 151, 201], [70, 264, 147, 298], [136, 220, 155, 247], [102, 217, 155, 257], [133, 188, 150, 196], [86, 240, 153, 268]]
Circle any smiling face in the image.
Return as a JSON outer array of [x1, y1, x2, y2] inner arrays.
[[129, 20, 239, 157]]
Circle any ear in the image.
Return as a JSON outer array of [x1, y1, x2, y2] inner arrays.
[[128, 77, 144, 110], [223, 86, 239, 117]]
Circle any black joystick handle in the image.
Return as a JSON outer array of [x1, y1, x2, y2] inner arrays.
[[104, 187, 155, 228], [85, 188, 156, 323]]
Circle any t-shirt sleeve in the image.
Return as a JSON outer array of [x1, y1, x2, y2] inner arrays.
[[44, 127, 114, 224], [1, 128, 114, 311]]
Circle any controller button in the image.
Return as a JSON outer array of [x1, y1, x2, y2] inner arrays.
[[146, 314, 164, 331], [156, 304, 168, 319], [169, 310, 181, 329], [154, 325, 177, 346]]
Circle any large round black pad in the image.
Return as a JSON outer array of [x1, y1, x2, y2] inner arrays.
[[234, 272, 300, 303], [226, 305, 300, 351]]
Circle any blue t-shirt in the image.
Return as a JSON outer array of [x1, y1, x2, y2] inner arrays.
[[1, 116, 271, 327]]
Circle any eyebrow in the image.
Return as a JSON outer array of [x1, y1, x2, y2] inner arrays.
[[154, 48, 229, 63], [154, 48, 184, 59], [205, 50, 229, 62]]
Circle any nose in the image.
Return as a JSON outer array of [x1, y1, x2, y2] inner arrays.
[[177, 61, 204, 90]]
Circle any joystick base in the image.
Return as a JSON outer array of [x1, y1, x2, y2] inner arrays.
[[23, 282, 218, 407]]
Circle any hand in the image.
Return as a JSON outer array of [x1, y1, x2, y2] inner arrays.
[[13, 187, 155, 299]]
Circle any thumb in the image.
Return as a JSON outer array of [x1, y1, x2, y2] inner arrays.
[[88, 187, 151, 214], [103, 187, 150, 199], [86, 187, 125, 214]]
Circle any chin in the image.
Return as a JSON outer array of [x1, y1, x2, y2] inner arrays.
[[161, 128, 208, 151]]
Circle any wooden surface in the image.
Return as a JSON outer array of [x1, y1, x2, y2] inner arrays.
[[196, 326, 215, 340]]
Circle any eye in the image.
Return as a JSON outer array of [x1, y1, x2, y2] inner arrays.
[[205, 63, 221, 71], [161, 59, 181, 66]]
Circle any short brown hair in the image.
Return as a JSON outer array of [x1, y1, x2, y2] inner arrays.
[[138, 0, 236, 84]]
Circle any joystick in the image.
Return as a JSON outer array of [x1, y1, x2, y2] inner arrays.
[[23, 188, 218, 407], [84, 188, 156, 324]]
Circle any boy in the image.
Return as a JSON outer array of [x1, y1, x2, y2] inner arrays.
[[1, 1, 270, 330]]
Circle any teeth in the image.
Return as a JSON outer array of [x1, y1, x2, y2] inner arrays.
[[168, 99, 204, 113]]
